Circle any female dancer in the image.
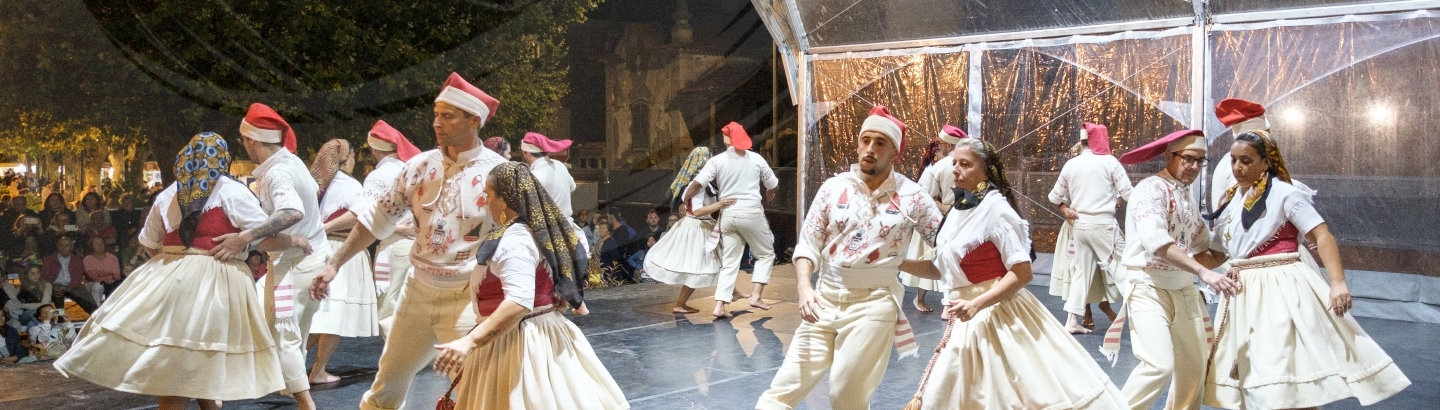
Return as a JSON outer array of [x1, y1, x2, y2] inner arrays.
[[649, 147, 738, 313], [900, 137, 1125, 410], [1204, 130, 1410, 409], [434, 162, 627, 409], [55, 132, 288, 410], [900, 135, 953, 312], [307, 139, 379, 384]]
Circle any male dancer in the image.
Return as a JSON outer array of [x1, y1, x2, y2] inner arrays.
[[1103, 129, 1239, 410], [214, 103, 332, 409], [357, 120, 421, 337], [519, 132, 580, 233], [682, 121, 779, 318], [309, 73, 506, 410], [756, 106, 942, 410], [1047, 122, 1132, 333]]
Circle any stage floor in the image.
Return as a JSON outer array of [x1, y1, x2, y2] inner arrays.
[[4, 265, 1436, 409]]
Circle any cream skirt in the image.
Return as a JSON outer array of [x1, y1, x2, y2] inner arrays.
[[54, 249, 284, 400], [918, 279, 1125, 410], [455, 310, 629, 410], [310, 239, 379, 337], [1205, 253, 1411, 409], [644, 216, 720, 288]]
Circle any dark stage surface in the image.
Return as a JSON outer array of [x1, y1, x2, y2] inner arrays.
[[3, 266, 1436, 409]]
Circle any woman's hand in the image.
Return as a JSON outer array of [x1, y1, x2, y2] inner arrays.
[[719, 197, 738, 208], [945, 298, 982, 322], [1329, 281, 1353, 316], [433, 336, 475, 376]]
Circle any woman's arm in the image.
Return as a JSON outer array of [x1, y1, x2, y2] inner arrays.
[[323, 211, 359, 234], [1306, 223, 1351, 315], [899, 259, 942, 280], [691, 197, 737, 217], [433, 300, 530, 376]]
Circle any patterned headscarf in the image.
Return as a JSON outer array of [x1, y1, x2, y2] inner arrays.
[[309, 139, 352, 200], [174, 132, 232, 247], [476, 162, 587, 309], [668, 147, 711, 200]]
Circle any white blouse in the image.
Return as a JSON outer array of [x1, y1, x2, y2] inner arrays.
[[1211, 179, 1324, 258], [933, 193, 1031, 290], [318, 172, 363, 220], [480, 223, 542, 311], [137, 178, 269, 256]]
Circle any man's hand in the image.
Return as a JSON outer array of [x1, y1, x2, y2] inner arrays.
[[310, 264, 339, 300], [208, 232, 251, 260], [1200, 270, 1240, 297], [1059, 203, 1079, 221], [797, 286, 822, 323], [290, 235, 313, 255]]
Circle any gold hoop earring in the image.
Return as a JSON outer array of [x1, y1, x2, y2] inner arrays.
[[976, 181, 989, 192]]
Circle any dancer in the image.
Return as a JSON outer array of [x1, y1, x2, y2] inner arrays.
[[484, 136, 513, 160], [1209, 99, 1268, 209], [310, 72, 507, 410], [56, 132, 286, 410], [433, 162, 627, 409], [647, 147, 738, 313], [357, 120, 421, 337], [755, 106, 942, 410], [307, 139, 380, 384], [1104, 129, 1239, 410], [899, 125, 963, 312], [1203, 130, 1410, 408], [898, 136, 1126, 410], [226, 103, 332, 409], [683, 121, 779, 318], [519, 132, 579, 233], [1047, 122, 1131, 333]]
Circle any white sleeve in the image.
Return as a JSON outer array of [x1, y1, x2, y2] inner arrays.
[[1285, 189, 1326, 235], [262, 170, 305, 214], [491, 227, 540, 311], [136, 188, 172, 249], [353, 165, 412, 240], [755, 156, 779, 190], [691, 158, 720, 187], [1130, 181, 1176, 259], [219, 180, 269, 232], [918, 166, 940, 199], [1111, 160, 1134, 201], [792, 181, 836, 264], [1048, 166, 1070, 205]]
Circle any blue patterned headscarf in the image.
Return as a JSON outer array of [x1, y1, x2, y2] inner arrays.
[[174, 132, 232, 247]]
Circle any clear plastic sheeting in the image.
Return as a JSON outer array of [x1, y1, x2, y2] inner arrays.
[[1209, 15, 1440, 275], [1211, 0, 1397, 14], [804, 52, 968, 199], [980, 35, 1192, 250], [793, 0, 1194, 48]]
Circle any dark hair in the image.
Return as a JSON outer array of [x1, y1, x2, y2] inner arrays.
[[921, 139, 942, 170], [1234, 130, 1291, 183]]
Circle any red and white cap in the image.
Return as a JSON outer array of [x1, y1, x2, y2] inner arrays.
[[435, 72, 500, 126], [937, 124, 966, 145], [1119, 129, 1205, 165], [722, 121, 752, 150], [859, 105, 905, 154], [520, 132, 572, 154], [1081, 122, 1111, 155], [1215, 98, 1268, 134], [240, 103, 297, 153], [367, 120, 421, 161]]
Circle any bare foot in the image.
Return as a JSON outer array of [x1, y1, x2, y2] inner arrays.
[[1064, 322, 1093, 334], [672, 305, 700, 314], [310, 372, 341, 385], [1081, 315, 1096, 329], [279, 390, 294, 398], [712, 306, 733, 319], [748, 296, 772, 310], [1099, 303, 1118, 322], [732, 291, 749, 301], [912, 298, 933, 312]]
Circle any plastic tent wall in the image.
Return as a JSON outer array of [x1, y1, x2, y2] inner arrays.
[[754, 0, 1440, 322]]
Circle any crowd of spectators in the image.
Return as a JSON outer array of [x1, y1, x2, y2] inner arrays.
[[1, 169, 152, 364]]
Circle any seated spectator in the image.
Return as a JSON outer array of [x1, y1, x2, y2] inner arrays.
[[109, 193, 143, 250], [595, 222, 627, 283], [576, 209, 596, 247], [82, 237, 122, 300], [42, 237, 97, 314], [246, 250, 269, 281], [28, 305, 71, 360], [637, 208, 667, 241], [74, 192, 109, 228], [82, 210, 117, 252], [626, 232, 661, 281], [1, 319, 31, 364], [2, 195, 38, 249], [38, 212, 81, 257], [605, 210, 639, 281], [4, 265, 51, 328], [37, 192, 74, 227]]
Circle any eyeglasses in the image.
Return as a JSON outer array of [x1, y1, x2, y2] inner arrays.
[[1171, 153, 1207, 167]]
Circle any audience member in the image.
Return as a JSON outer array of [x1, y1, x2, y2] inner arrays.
[[41, 237, 97, 314], [595, 222, 627, 283], [627, 232, 661, 281], [4, 265, 50, 328], [246, 250, 269, 281], [81, 209, 117, 252], [37, 192, 73, 226], [74, 192, 109, 228], [108, 193, 143, 250], [83, 237, 122, 299], [28, 305, 71, 360]]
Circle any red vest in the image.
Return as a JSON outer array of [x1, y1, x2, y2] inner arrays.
[[162, 208, 241, 250], [475, 262, 556, 316], [960, 242, 1009, 284], [1250, 222, 1299, 258]]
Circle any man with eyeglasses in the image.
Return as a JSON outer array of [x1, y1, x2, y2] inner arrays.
[[1101, 129, 1239, 410]]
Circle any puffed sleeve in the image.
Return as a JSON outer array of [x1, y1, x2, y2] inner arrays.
[[490, 225, 541, 311]]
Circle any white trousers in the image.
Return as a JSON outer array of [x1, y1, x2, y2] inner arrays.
[[265, 248, 332, 393], [359, 274, 477, 410], [1059, 222, 1122, 315], [375, 238, 414, 338], [756, 284, 897, 410], [715, 209, 775, 302], [1120, 284, 1209, 410]]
